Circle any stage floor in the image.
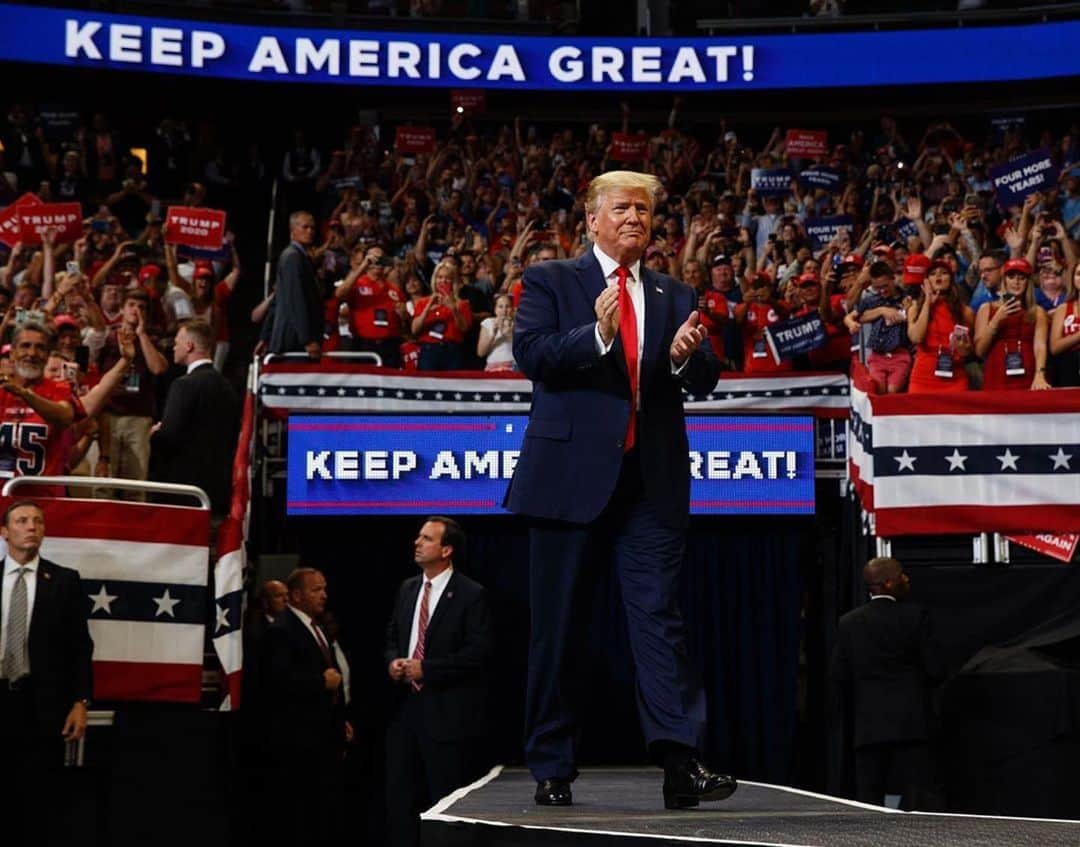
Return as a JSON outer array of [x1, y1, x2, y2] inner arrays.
[[422, 767, 1080, 847]]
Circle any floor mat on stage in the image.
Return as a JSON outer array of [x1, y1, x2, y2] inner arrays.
[[423, 767, 1080, 847]]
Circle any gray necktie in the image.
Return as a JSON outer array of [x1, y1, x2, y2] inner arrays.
[[2, 567, 30, 681]]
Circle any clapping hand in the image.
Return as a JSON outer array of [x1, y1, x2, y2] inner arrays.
[[670, 311, 708, 365]]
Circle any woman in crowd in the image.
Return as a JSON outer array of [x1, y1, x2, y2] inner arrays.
[[476, 293, 516, 373], [906, 259, 974, 393], [1048, 260, 1080, 387], [410, 259, 473, 371], [974, 257, 1050, 390]]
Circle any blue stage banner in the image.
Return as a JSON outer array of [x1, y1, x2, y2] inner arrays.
[[286, 414, 815, 516], [805, 215, 853, 251], [990, 149, 1058, 210], [0, 4, 1077, 91]]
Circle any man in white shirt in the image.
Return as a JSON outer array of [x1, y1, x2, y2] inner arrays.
[[0, 499, 93, 843], [384, 517, 493, 847]]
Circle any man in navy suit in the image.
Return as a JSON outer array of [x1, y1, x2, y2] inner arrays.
[[505, 171, 736, 809]]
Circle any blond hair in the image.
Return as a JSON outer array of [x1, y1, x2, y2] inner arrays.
[[585, 171, 662, 218]]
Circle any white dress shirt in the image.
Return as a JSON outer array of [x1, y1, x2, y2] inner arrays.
[[593, 243, 645, 366], [0, 555, 40, 672], [408, 566, 454, 658], [287, 604, 330, 655], [186, 358, 213, 375]]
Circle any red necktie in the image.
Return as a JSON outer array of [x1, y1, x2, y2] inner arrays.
[[410, 581, 432, 692], [616, 266, 638, 453], [312, 622, 332, 666]]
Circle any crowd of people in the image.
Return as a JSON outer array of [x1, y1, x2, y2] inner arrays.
[[255, 106, 1080, 394], [1, 100, 1078, 494]]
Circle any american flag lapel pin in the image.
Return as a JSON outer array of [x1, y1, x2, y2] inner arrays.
[[43, 572, 52, 580], [446, 591, 454, 599]]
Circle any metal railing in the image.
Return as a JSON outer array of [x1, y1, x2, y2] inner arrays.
[[1, 476, 211, 510]]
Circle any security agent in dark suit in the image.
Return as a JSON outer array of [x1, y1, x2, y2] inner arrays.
[[261, 568, 351, 844], [384, 517, 493, 847], [0, 499, 93, 842], [831, 556, 946, 810], [150, 319, 240, 516], [504, 171, 734, 810], [262, 210, 323, 357]]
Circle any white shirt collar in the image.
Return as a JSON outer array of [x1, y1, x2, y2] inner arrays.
[[870, 594, 897, 601], [4, 555, 39, 576], [186, 358, 212, 375], [592, 243, 642, 286], [422, 565, 454, 592], [288, 604, 315, 627]]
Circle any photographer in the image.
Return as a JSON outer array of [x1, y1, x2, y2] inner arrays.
[[906, 260, 974, 394], [476, 292, 516, 373], [410, 259, 472, 371], [336, 244, 406, 368]]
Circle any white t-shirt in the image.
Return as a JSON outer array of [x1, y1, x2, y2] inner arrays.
[[481, 316, 515, 371]]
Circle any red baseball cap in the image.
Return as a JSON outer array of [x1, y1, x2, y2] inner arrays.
[[902, 254, 931, 285], [1003, 257, 1033, 276], [53, 314, 79, 331], [796, 272, 820, 288], [138, 264, 162, 283], [927, 259, 953, 276], [871, 244, 896, 263], [839, 253, 864, 270]]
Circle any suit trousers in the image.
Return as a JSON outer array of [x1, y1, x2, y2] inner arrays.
[[0, 682, 74, 843], [524, 451, 706, 781], [855, 740, 934, 810], [385, 693, 483, 847]]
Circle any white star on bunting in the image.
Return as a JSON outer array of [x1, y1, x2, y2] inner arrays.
[[89, 585, 118, 614], [152, 589, 181, 618], [945, 449, 968, 472], [215, 604, 231, 633], [894, 450, 917, 472], [1049, 448, 1073, 470], [996, 449, 1020, 471]]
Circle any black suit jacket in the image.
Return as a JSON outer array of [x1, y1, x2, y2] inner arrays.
[[2, 558, 94, 731], [150, 362, 239, 514], [261, 607, 344, 762], [268, 242, 322, 354], [384, 571, 492, 742], [505, 250, 719, 529], [831, 598, 946, 748]]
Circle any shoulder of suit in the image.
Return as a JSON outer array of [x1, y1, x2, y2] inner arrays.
[[38, 557, 77, 580], [448, 571, 485, 596]]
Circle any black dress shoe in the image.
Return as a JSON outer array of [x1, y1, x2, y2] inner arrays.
[[662, 758, 737, 810], [535, 777, 573, 806]]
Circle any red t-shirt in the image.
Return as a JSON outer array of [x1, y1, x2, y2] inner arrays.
[[346, 277, 405, 340], [0, 378, 86, 479], [699, 289, 732, 360], [413, 296, 473, 345], [737, 301, 792, 373]]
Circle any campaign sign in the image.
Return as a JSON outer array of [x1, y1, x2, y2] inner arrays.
[[18, 201, 82, 244], [451, 89, 486, 113], [395, 125, 437, 154], [610, 132, 649, 162], [805, 215, 853, 251], [751, 168, 793, 197], [165, 206, 226, 250], [1005, 533, 1079, 564], [764, 313, 826, 364], [286, 414, 815, 516], [38, 104, 80, 141], [797, 167, 841, 193], [786, 129, 827, 158], [0, 192, 42, 247], [990, 149, 1057, 209], [894, 218, 920, 242]]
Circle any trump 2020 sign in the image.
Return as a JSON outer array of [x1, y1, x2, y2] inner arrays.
[[286, 415, 815, 516]]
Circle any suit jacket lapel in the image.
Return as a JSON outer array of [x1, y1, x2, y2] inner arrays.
[[423, 572, 456, 646], [640, 268, 670, 392], [28, 559, 55, 642], [400, 576, 422, 656]]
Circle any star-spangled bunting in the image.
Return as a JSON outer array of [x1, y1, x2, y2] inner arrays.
[[874, 444, 1080, 477]]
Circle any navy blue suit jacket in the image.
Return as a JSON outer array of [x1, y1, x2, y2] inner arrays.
[[504, 250, 719, 529]]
